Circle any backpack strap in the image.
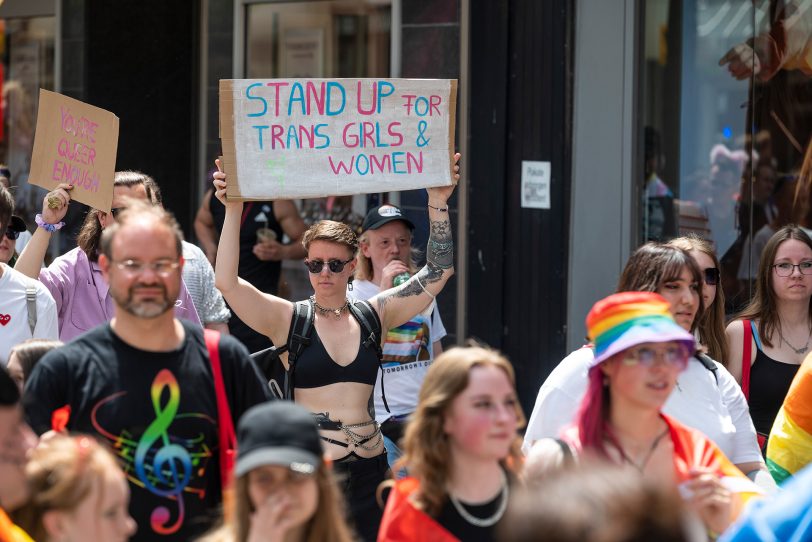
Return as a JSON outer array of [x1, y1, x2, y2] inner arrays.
[[347, 300, 389, 413], [284, 300, 315, 401], [204, 329, 236, 494], [25, 282, 37, 336], [695, 352, 719, 386], [741, 319, 753, 401]]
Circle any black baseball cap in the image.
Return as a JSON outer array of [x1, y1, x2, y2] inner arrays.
[[362, 204, 415, 232], [8, 215, 26, 233], [235, 402, 323, 476]]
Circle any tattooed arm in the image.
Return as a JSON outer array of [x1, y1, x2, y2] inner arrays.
[[370, 153, 460, 330]]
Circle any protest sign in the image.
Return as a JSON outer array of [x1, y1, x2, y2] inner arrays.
[[29, 89, 119, 212], [219, 78, 457, 200]]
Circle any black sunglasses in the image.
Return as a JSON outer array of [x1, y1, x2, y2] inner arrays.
[[704, 267, 720, 286], [4, 228, 19, 241], [304, 258, 353, 274]]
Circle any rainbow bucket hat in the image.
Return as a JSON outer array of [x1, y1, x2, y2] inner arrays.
[[586, 291, 695, 367]]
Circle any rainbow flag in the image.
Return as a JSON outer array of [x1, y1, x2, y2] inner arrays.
[[766, 358, 812, 484]]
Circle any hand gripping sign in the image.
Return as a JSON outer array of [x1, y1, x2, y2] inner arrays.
[[219, 78, 457, 200], [29, 90, 119, 212]]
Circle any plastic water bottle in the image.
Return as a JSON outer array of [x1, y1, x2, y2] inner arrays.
[[393, 272, 411, 286]]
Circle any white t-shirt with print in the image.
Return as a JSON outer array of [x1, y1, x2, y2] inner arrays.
[[0, 263, 59, 364], [522, 346, 763, 465], [351, 279, 447, 423]]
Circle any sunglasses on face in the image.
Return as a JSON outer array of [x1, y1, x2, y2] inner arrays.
[[703, 267, 719, 286], [622, 344, 690, 369], [304, 258, 353, 274], [4, 228, 19, 241]]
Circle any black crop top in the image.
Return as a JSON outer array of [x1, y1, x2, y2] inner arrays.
[[294, 325, 380, 389]]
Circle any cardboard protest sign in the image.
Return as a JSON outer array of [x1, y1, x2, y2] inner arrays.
[[29, 89, 119, 212], [219, 78, 457, 200]]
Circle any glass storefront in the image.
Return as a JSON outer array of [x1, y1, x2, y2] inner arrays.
[[640, 0, 812, 313], [0, 15, 54, 225]]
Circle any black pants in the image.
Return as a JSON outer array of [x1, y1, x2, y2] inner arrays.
[[333, 452, 389, 542]]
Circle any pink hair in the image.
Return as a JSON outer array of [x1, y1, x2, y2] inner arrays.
[[575, 366, 610, 458]]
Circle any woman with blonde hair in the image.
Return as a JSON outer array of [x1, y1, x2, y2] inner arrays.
[[13, 434, 136, 542], [378, 345, 524, 541], [199, 402, 354, 542], [667, 235, 728, 365]]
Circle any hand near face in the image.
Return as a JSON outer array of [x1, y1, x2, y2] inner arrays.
[[247, 492, 298, 542], [380, 259, 410, 289]]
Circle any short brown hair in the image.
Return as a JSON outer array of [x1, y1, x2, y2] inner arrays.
[[0, 184, 13, 232], [302, 220, 358, 256], [99, 199, 184, 260]]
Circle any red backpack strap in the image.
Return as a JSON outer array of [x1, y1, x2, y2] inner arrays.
[[741, 319, 752, 401], [204, 329, 237, 492]]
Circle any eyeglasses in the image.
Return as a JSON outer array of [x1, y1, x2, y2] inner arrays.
[[4, 228, 19, 241], [110, 207, 125, 218], [622, 345, 690, 369], [773, 261, 812, 277], [112, 259, 180, 277], [703, 267, 719, 286], [304, 258, 353, 274]]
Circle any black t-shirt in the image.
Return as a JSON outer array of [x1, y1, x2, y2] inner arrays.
[[435, 491, 503, 542], [210, 197, 284, 352], [24, 321, 272, 542]]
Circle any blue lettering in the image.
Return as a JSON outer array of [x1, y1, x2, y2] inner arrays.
[[246, 83, 267, 117]]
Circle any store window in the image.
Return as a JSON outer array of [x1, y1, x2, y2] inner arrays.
[[640, 0, 812, 313], [0, 15, 55, 224]]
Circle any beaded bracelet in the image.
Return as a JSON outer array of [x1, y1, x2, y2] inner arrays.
[[35, 214, 65, 233], [427, 203, 449, 212]]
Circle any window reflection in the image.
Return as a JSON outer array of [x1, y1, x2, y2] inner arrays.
[[0, 16, 55, 227], [639, 0, 812, 313]]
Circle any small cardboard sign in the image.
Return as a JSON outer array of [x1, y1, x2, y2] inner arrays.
[[29, 89, 119, 212], [219, 78, 457, 200]]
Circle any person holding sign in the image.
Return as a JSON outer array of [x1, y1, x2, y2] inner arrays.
[[15, 173, 201, 341], [213, 154, 460, 542]]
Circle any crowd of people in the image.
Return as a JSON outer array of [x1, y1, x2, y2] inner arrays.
[[3, 149, 812, 542]]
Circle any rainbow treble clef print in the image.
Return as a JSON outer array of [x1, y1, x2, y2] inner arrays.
[[135, 369, 193, 535]]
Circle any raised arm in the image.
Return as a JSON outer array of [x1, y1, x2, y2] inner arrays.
[[371, 153, 460, 330], [211, 160, 293, 347], [16, 183, 73, 278]]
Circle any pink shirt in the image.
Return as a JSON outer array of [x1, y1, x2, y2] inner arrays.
[[39, 247, 201, 342]]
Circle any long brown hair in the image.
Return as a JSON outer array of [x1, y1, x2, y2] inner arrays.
[[667, 236, 728, 364], [397, 344, 525, 517], [736, 225, 812, 347], [76, 170, 159, 260], [616, 243, 705, 333], [200, 464, 354, 542]]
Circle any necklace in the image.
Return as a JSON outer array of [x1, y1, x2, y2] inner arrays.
[[778, 325, 812, 355], [310, 296, 349, 320], [448, 470, 508, 528], [612, 426, 669, 473]]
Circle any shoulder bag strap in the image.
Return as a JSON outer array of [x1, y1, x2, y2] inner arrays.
[[741, 319, 752, 401], [695, 352, 719, 386], [204, 329, 237, 493], [25, 283, 37, 336], [284, 300, 314, 400], [348, 300, 389, 412]]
